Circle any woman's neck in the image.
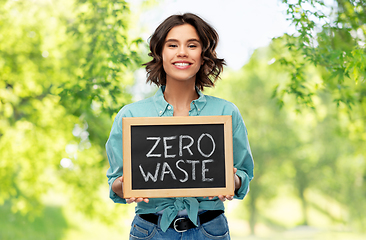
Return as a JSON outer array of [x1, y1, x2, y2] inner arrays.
[[164, 81, 199, 116]]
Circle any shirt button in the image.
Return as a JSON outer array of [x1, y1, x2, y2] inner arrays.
[[159, 111, 162, 114], [198, 108, 200, 111], [167, 106, 172, 110]]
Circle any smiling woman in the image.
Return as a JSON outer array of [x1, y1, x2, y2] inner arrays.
[[106, 13, 254, 239]]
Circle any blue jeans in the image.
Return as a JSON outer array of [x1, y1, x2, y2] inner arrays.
[[129, 212, 231, 240]]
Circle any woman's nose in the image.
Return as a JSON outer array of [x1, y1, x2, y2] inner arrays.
[[177, 46, 188, 57]]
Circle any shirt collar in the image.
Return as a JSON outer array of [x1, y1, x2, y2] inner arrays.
[[153, 86, 207, 116], [192, 87, 206, 113], [153, 86, 170, 116]]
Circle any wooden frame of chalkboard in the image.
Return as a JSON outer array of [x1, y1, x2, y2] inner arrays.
[[122, 116, 234, 198]]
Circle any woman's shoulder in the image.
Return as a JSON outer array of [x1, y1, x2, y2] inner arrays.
[[127, 96, 155, 108], [202, 94, 245, 130], [204, 94, 232, 104], [204, 94, 240, 112], [116, 96, 156, 117]]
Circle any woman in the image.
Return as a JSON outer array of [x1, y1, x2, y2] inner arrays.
[[106, 13, 254, 239]]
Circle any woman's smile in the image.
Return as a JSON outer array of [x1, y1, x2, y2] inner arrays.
[[173, 61, 192, 69]]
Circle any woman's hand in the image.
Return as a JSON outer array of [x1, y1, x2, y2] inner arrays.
[[126, 197, 150, 204], [112, 176, 149, 204], [205, 168, 241, 202]]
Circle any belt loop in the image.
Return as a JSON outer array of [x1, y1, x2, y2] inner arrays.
[[157, 213, 162, 229]]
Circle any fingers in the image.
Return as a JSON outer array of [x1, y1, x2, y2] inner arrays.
[[204, 195, 234, 201], [226, 195, 234, 201], [126, 197, 150, 204], [135, 198, 150, 203], [218, 195, 234, 202], [126, 197, 135, 204]]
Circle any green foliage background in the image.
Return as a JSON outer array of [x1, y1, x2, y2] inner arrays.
[[0, 0, 365, 239]]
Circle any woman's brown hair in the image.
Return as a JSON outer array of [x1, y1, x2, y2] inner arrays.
[[143, 13, 225, 90]]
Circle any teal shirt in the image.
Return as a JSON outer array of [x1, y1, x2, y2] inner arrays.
[[106, 87, 254, 232]]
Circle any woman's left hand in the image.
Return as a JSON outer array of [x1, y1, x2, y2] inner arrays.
[[206, 167, 241, 202]]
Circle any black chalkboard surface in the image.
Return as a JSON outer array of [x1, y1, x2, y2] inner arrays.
[[122, 116, 233, 198]]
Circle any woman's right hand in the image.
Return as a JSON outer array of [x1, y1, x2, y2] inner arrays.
[[112, 176, 149, 204]]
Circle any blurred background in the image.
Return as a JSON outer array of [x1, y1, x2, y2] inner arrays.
[[0, 0, 365, 239]]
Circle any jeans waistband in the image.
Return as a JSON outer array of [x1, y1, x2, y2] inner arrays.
[[138, 210, 224, 232]]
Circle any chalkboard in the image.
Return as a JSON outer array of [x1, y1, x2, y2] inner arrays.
[[122, 116, 233, 198]]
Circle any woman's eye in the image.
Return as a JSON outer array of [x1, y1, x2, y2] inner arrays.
[[168, 44, 177, 48], [188, 45, 197, 48]]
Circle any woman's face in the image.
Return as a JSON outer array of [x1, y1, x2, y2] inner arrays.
[[162, 24, 203, 85]]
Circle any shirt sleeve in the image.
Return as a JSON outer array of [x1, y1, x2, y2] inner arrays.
[[231, 106, 254, 199], [105, 109, 127, 204]]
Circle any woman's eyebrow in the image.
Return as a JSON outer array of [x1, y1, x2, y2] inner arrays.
[[165, 39, 178, 43], [187, 38, 201, 43], [165, 38, 201, 43]]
